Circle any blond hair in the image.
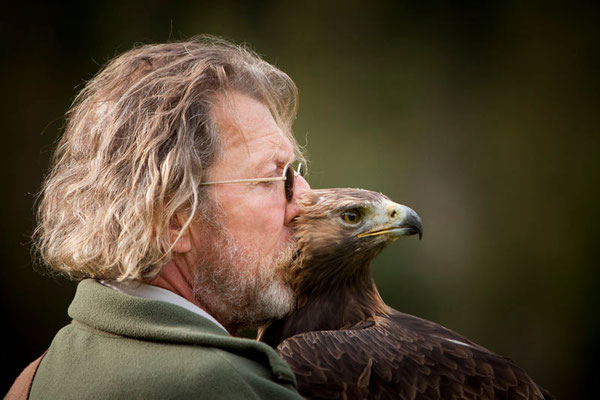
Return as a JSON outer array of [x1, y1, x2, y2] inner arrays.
[[34, 36, 301, 281]]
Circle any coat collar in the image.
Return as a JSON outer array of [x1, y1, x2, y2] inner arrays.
[[100, 280, 228, 333], [68, 279, 297, 386]]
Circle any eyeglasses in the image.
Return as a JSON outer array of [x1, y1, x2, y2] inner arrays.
[[200, 162, 304, 202]]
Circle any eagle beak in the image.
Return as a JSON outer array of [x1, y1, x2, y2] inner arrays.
[[357, 201, 423, 240]]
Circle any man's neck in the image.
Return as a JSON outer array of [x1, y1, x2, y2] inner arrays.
[[148, 261, 237, 334], [149, 262, 197, 303]]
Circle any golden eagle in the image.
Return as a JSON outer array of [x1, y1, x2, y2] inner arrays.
[[259, 188, 553, 400]]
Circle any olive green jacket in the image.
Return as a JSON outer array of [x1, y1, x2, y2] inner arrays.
[[30, 279, 302, 399]]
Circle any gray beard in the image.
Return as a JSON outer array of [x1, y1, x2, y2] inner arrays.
[[191, 222, 296, 331]]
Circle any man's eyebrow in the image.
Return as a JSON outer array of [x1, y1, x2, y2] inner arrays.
[[257, 155, 286, 172], [254, 156, 278, 173], [269, 145, 294, 164], [253, 154, 292, 179]]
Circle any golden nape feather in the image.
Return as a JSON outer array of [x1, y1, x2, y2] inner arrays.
[[259, 188, 553, 400]]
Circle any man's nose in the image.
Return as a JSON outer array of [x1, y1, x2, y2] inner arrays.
[[285, 175, 311, 225]]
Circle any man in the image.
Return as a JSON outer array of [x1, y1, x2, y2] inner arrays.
[[10, 37, 309, 399]]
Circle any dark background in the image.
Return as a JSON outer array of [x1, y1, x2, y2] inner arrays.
[[2, 1, 598, 398]]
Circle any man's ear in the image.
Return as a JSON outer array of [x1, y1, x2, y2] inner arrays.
[[169, 214, 192, 254]]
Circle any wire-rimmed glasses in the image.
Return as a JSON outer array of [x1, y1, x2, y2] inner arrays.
[[200, 162, 304, 202]]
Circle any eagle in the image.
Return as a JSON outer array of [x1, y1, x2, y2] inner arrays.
[[259, 188, 553, 400]]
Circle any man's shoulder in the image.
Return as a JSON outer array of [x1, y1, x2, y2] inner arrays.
[[31, 323, 301, 399], [28, 279, 302, 398], [186, 345, 300, 397]]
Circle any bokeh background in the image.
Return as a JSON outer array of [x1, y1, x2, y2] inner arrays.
[[2, 1, 598, 397]]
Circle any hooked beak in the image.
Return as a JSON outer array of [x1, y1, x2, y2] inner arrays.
[[357, 201, 423, 240]]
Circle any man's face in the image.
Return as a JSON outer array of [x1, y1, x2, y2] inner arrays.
[[208, 92, 307, 258], [188, 92, 310, 330]]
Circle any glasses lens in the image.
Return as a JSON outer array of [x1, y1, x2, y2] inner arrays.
[[284, 164, 295, 202]]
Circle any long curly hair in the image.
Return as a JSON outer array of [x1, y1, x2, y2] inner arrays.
[[34, 36, 301, 281]]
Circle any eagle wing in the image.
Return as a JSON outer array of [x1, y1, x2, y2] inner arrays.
[[276, 310, 549, 400]]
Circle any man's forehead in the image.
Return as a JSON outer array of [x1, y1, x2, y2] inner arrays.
[[213, 92, 295, 161]]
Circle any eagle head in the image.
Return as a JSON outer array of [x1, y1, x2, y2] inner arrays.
[[289, 188, 423, 295], [259, 188, 424, 345]]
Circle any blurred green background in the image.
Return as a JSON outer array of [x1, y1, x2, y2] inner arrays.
[[2, 1, 598, 398]]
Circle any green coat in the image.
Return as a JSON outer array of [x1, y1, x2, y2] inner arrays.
[[30, 279, 303, 399]]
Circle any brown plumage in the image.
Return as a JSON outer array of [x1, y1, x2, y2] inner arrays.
[[259, 188, 553, 400]]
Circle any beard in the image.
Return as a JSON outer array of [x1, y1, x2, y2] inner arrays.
[[190, 217, 296, 331]]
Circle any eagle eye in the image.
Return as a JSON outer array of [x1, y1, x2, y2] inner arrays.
[[341, 209, 361, 224]]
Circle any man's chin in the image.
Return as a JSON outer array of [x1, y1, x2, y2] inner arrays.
[[233, 239, 297, 325], [191, 228, 297, 331], [236, 280, 295, 331]]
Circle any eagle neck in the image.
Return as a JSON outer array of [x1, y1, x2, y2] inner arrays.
[[260, 260, 388, 348], [298, 266, 388, 328]]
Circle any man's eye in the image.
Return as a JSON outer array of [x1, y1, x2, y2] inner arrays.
[[341, 209, 361, 224]]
